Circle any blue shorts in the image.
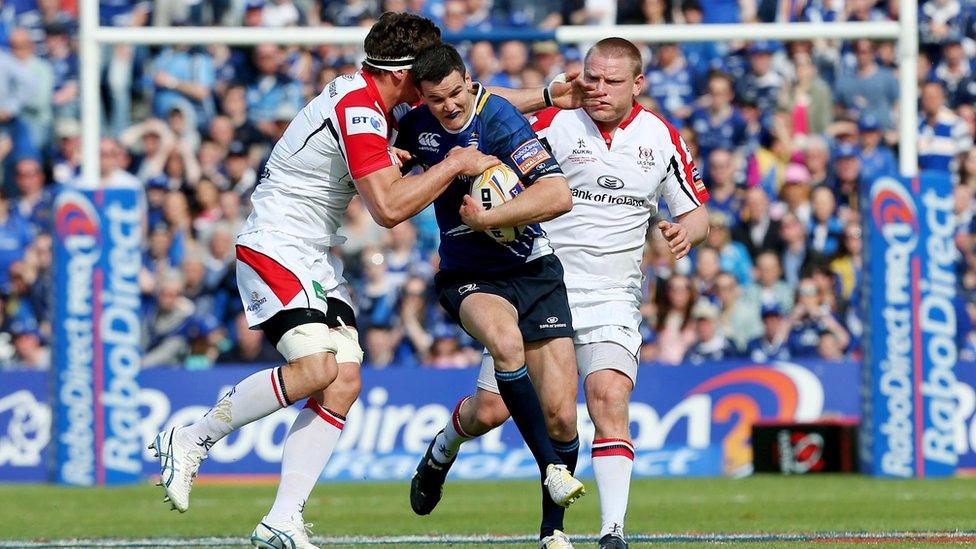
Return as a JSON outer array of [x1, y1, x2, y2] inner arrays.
[[434, 254, 575, 342]]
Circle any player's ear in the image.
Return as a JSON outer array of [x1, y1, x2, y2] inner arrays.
[[464, 71, 472, 89], [633, 73, 645, 98]]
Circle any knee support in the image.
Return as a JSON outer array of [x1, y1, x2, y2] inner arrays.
[[332, 325, 363, 365], [276, 323, 338, 363]]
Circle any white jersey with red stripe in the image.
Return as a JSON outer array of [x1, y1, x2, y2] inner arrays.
[[241, 71, 399, 245], [531, 104, 709, 337]]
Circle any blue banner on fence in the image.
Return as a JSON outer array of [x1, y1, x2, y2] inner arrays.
[[52, 188, 144, 486], [862, 173, 958, 478], [0, 359, 885, 482]]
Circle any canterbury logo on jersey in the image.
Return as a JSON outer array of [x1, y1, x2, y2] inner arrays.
[[417, 132, 441, 149]]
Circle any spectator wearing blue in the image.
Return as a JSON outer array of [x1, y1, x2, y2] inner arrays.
[[143, 269, 195, 368], [8, 306, 47, 369], [856, 114, 897, 183], [320, 0, 375, 27], [735, 41, 784, 122], [645, 42, 696, 122], [835, 39, 899, 131], [44, 23, 78, 120], [688, 71, 748, 164], [487, 40, 528, 88], [832, 143, 863, 211], [145, 175, 168, 228], [783, 277, 849, 359], [148, 42, 216, 131], [931, 38, 975, 108], [919, 80, 973, 175], [99, 0, 150, 135], [245, 44, 302, 138], [808, 185, 844, 258], [0, 42, 37, 170], [8, 28, 53, 153], [704, 148, 742, 221], [12, 158, 53, 236], [920, 0, 964, 47], [686, 299, 739, 364], [743, 251, 794, 315], [680, 0, 723, 81], [798, 0, 841, 23], [705, 210, 754, 286], [492, 0, 563, 28], [0, 189, 30, 292], [745, 303, 792, 362], [779, 212, 816, 288]]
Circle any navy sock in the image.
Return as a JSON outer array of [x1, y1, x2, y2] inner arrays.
[[541, 436, 579, 538], [494, 366, 561, 474]]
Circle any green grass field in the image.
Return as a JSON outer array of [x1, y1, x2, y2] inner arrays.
[[2, 476, 975, 548]]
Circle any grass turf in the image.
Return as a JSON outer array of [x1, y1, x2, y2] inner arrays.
[[1, 476, 974, 547]]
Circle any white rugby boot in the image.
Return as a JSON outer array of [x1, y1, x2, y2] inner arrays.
[[250, 513, 319, 549], [148, 426, 208, 512], [544, 463, 586, 508]]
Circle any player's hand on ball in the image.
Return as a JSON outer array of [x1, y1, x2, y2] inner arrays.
[[549, 70, 608, 109], [659, 220, 691, 260], [459, 194, 489, 231], [448, 145, 500, 176]]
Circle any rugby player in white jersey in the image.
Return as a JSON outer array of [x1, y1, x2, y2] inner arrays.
[[409, 38, 710, 549], [148, 13, 605, 549]]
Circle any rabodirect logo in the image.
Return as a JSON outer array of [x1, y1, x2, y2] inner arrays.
[[870, 177, 919, 233], [54, 191, 100, 242], [687, 363, 824, 474]]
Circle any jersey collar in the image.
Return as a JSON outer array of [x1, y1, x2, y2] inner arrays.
[[361, 70, 389, 114], [596, 101, 643, 148]]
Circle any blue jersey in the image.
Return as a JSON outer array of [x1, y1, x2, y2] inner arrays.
[[396, 84, 564, 273]]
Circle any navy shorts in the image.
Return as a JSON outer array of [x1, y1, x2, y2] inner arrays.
[[434, 254, 574, 342]]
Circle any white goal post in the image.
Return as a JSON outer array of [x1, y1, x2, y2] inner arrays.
[[79, 0, 918, 185]]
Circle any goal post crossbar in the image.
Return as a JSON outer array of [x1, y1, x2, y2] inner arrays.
[[79, 2, 918, 185]]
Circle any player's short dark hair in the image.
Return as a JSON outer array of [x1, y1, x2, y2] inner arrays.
[[585, 37, 643, 77], [410, 43, 467, 86], [363, 12, 442, 74]]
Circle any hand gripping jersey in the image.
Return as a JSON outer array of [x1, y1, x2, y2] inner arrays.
[[532, 104, 709, 331], [241, 71, 399, 244], [395, 84, 565, 273]]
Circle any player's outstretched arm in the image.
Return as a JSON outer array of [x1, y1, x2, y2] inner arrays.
[[659, 205, 709, 260], [355, 145, 499, 228], [460, 175, 572, 231], [489, 70, 606, 114]]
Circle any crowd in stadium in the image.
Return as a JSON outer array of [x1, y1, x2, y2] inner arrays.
[[0, 0, 974, 370]]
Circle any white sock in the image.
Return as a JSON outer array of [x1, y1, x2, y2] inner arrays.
[[432, 396, 472, 464], [266, 398, 345, 523], [181, 367, 290, 449], [592, 438, 635, 538]]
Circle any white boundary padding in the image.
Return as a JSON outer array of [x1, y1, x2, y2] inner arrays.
[[79, 9, 916, 185], [898, 0, 919, 178]]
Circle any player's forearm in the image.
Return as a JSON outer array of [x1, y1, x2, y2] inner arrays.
[[483, 177, 572, 228], [677, 206, 710, 248], [489, 86, 547, 114], [362, 159, 463, 228]]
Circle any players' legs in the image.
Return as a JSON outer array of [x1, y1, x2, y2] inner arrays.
[[265, 320, 364, 525], [180, 309, 340, 449], [458, 293, 562, 473], [582, 343, 637, 542], [526, 337, 580, 540]]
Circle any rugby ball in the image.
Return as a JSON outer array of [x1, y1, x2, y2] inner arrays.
[[470, 163, 526, 242]]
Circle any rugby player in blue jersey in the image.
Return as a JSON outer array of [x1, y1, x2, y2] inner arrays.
[[395, 43, 584, 548]]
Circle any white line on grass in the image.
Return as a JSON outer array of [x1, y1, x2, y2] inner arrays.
[[5, 531, 976, 547]]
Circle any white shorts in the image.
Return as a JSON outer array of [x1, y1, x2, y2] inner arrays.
[[476, 328, 639, 393], [235, 229, 353, 328]]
